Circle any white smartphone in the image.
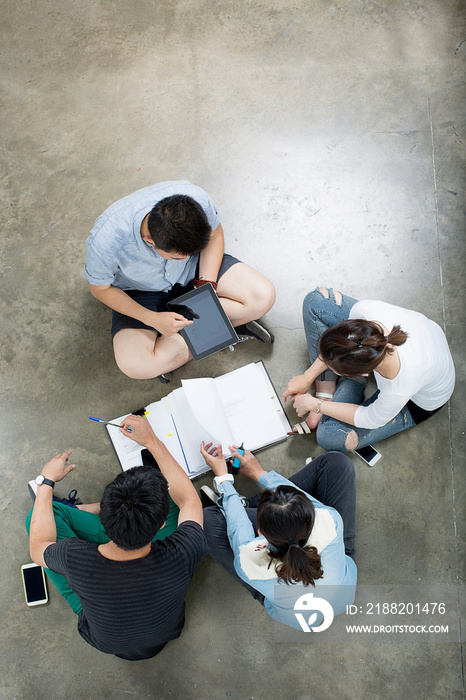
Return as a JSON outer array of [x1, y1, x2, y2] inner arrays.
[[353, 445, 381, 467], [21, 563, 48, 607]]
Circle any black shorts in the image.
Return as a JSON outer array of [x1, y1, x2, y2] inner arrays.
[[406, 400, 444, 425], [111, 253, 240, 339]]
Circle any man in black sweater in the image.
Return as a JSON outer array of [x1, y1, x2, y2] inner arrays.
[[27, 415, 206, 660]]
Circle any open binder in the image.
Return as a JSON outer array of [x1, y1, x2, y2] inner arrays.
[[107, 361, 291, 479]]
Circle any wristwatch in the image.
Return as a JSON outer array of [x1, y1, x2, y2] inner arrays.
[[213, 473, 234, 492], [35, 474, 55, 489]]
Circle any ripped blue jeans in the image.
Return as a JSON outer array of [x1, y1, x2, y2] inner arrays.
[[302, 287, 417, 451]]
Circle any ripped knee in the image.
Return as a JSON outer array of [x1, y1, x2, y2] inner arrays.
[[345, 430, 359, 450], [318, 287, 342, 305]]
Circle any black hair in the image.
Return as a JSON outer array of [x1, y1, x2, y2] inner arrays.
[[318, 319, 408, 377], [147, 195, 212, 254], [99, 466, 170, 551], [256, 485, 323, 586]]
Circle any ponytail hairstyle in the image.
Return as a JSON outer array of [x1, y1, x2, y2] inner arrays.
[[256, 485, 323, 587], [318, 319, 408, 377]]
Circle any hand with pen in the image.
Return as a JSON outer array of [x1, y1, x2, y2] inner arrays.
[[119, 415, 160, 448], [200, 442, 266, 481]]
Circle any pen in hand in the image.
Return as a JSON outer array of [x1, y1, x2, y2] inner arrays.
[[231, 442, 244, 475], [88, 416, 133, 433]]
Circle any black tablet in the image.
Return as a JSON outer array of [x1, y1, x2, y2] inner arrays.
[[167, 283, 239, 360]]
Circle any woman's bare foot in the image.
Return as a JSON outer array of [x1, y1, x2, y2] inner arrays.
[[292, 397, 333, 434], [304, 411, 323, 431]]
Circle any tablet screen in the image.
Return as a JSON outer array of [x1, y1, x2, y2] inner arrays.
[[167, 284, 239, 360]]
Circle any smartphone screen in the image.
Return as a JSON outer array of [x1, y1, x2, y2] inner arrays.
[[22, 564, 48, 606], [354, 445, 381, 466]]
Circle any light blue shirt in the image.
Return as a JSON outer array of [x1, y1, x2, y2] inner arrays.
[[85, 181, 221, 291], [216, 471, 357, 630]]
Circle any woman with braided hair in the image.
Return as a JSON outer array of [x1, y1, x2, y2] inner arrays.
[[283, 288, 455, 452]]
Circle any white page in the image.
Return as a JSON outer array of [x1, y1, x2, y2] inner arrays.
[[108, 363, 290, 478], [214, 363, 290, 449], [145, 399, 190, 473], [163, 388, 218, 475], [106, 415, 144, 471], [181, 378, 235, 454], [108, 401, 210, 477]]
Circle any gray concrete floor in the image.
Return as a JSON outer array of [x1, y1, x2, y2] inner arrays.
[[1, 1, 464, 698]]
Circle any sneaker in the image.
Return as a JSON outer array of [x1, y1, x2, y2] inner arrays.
[[27, 480, 38, 501], [242, 493, 259, 508], [200, 485, 218, 508], [158, 373, 172, 384], [199, 484, 249, 508], [235, 320, 274, 345], [27, 481, 82, 508], [54, 489, 83, 508]]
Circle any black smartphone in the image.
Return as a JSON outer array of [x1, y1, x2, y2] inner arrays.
[[141, 448, 161, 472], [353, 445, 381, 467], [21, 563, 48, 607]]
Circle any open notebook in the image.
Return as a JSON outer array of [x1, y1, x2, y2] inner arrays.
[[107, 361, 291, 478]]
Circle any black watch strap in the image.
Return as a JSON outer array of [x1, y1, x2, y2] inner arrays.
[[42, 477, 55, 488]]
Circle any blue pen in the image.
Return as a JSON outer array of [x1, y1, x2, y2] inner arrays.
[[231, 443, 244, 475], [89, 416, 133, 433]]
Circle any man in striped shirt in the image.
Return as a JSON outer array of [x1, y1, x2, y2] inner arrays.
[[27, 416, 206, 660]]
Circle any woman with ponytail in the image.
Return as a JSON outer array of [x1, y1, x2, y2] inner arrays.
[[200, 444, 357, 630], [256, 486, 324, 587], [283, 288, 455, 452]]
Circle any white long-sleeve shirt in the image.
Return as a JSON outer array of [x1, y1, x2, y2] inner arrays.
[[349, 301, 455, 430]]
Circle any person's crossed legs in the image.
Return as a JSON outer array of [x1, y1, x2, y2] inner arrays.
[[300, 286, 357, 433], [113, 261, 275, 380]]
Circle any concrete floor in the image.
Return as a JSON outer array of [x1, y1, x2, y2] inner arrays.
[[1, 1, 464, 698]]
